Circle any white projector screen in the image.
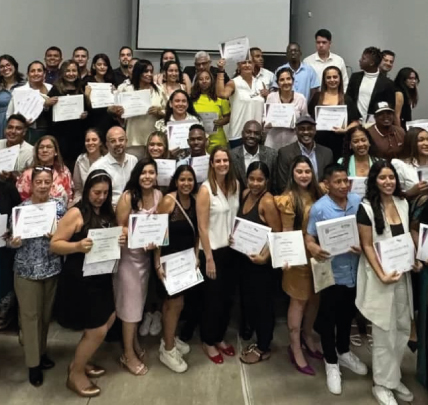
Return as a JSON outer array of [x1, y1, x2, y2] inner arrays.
[[136, 0, 290, 54]]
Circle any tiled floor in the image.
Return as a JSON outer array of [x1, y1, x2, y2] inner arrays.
[[0, 320, 427, 405]]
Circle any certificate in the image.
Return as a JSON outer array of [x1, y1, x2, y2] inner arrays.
[[310, 258, 335, 293], [88, 82, 115, 109], [0, 214, 7, 248], [0, 144, 20, 172], [85, 226, 122, 264], [167, 120, 198, 150], [417, 166, 428, 181], [406, 119, 428, 132], [231, 217, 271, 256], [128, 214, 169, 249], [316, 215, 359, 256], [315, 106, 348, 131], [82, 259, 117, 277], [348, 177, 367, 197], [189, 155, 210, 183], [219, 36, 250, 64], [417, 224, 428, 262], [199, 112, 218, 134], [53, 94, 84, 122], [117, 90, 151, 118], [12, 201, 57, 239], [268, 231, 307, 268], [374, 232, 415, 274], [264, 104, 296, 128], [13, 88, 44, 122], [161, 248, 203, 296], [155, 159, 177, 186]]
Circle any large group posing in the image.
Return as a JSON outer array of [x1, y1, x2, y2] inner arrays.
[[0, 28, 427, 405]]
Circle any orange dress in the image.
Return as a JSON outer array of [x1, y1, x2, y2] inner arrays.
[[274, 191, 315, 300]]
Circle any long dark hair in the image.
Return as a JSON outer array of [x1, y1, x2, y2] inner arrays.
[[394, 67, 419, 107], [0, 54, 24, 88], [207, 146, 237, 196], [399, 126, 426, 162], [124, 158, 158, 211], [90, 53, 115, 83], [365, 160, 403, 235], [164, 89, 201, 124], [190, 70, 217, 102], [285, 156, 323, 230], [167, 165, 198, 194], [159, 50, 182, 71], [79, 169, 116, 233], [54, 60, 83, 94], [319, 66, 344, 105], [163, 60, 184, 84], [131, 59, 159, 92]]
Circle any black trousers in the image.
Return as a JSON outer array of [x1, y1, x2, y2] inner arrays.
[[200, 247, 238, 346], [316, 284, 356, 364], [240, 257, 275, 351]]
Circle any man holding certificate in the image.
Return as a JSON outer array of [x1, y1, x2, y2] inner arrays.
[[306, 163, 367, 395]]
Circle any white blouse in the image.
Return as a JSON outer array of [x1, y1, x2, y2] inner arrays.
[[391, 158, 419, 192], [72, 153, 102, 203]]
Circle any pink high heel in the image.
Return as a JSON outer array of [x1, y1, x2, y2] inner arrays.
[[288, 346, 316, 376]]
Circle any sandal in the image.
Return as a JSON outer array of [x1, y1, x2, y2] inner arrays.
[[239, 344, 271, 364], [119, 355, 148, 376]]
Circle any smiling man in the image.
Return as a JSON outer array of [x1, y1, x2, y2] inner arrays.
[[114, 46, 133, 85], [44, 46, 62, 85]]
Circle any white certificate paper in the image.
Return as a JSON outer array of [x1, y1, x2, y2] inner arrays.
[[88, 82, 115, 109], [85, 226, 122, 264], [406, 119, 428, 132], [128, 214, 169, 249], [155, 159, 177, 187], [374, 232, 415, 274], [117, 89, 151, 118], [13, 88, 45, 122], [12, 201, 57, 239], [199, 112, 218, 134], [82, 259, 117, 277], [167, 120, 198, 150], [161, 248, 203, 295], [316, 215, 359, 256], [53, 94, 84, 122], [417, 166, 428, 182], [0, 214, 7, 248], [264, 104, 296, 128], [190, 155, 210, 183], [315, 105, 348, 131], [348, 177, 367, 197], [268, 231, 307, 268], [231, 217, 271, 256], [219, 36, 250, 64], [417, 223, 428, 262], [0, 144, 20, 172], [311, 258, 335, 293]]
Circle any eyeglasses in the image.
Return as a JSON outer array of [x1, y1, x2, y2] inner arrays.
[[38, 144, 55, 150], [34, 166, 53, 172], [0, 63, 12, 70]]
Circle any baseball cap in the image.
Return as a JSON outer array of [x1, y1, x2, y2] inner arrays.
[[374, 101, 394, 115], [296, 115, 316, 126]]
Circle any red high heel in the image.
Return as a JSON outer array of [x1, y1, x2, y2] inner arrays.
[[203, 345, 224, 364], [216, 344, 235, 357]]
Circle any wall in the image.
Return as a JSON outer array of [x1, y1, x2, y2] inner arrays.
[[0, 0, 132, 71], [291, 0, 428, 118]]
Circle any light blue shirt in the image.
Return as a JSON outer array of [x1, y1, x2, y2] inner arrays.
[[307, 193, 361, 287], [271, 63, 320, 100], [298, 142, 318, 179]]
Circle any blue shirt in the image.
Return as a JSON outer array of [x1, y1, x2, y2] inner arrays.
[[307, 193, 361, 287], [271, 63, 320, 100], [298, 142, 318, 179]]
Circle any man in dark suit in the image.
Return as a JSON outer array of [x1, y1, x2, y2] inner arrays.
[[277, 116, 333, 193], [346, 47, 396, 122], [231, 120, 277, 193], [183, 51, 230, 83]]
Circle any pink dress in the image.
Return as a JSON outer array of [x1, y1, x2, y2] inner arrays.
[[114, 189, 162, 322]]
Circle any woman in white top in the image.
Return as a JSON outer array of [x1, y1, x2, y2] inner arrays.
[[153, 50, 191, 94], [110, 60, 166, 160], [71, 128, 106, 205], [392, 127, 428, 199], [160, 61, 190, 104], [216, 58, 267, 148], [196, 146, 240, 364], [265, 68, 307, 149], [7, 61, 55, 145]]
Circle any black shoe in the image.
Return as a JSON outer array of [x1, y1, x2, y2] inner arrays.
[[29, 366, 43, 387], [240, 327, 253, 341], [407, 340, 418, 353], [40, 354, 55, 370]]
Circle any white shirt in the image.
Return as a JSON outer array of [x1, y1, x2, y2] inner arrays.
[[357, 71, 379, 119], [243, 146, 260, 171], [391, 158, 419, 192], [72, 153, 103, 203], [90, 153, 138, 206], [0, 139, 33, 172], [255, 68, 275, 89], [303, 52, 349, 90]]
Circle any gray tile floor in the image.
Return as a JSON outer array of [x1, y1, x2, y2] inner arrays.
[[0, 320, 427, 405]]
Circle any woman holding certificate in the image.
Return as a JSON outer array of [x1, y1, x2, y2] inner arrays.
[[145, 131, 170, 160], [51, 169, 124, 397], [115, 158, 162, 375], [274, 156, 323, 375], [308, 66, 360, 161], [264, 67, 308, 149], [236, 162, 281, 364], [357, 160, 420, 404], [160, 61, 190, 101], [197, 146, 240, 363], [9, 166, 66, 387]]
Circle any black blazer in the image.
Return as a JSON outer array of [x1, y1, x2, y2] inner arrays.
[[346, 71, 396, 115], [276, 141, 333, 193], [183, 65, 230, 83]]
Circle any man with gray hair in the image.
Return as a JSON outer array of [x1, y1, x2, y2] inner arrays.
[[184, 51, 230, 83]]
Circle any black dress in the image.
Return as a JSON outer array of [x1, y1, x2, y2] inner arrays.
[[55, 206, 115, 330]]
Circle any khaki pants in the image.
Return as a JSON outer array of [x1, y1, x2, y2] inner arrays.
[[14, 274, 58, 367], [372, 277, 411, 389]]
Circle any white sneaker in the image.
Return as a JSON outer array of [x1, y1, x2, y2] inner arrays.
[[160, 338, 191, 355], [338, 351, 368, 375], [149, 311, 162, 336], [139, 313, 152, 336], [159, 345, 188, 373], [372, 385, 398, 405], [325, 361, 342, 395], [393, 382, 414, 402]]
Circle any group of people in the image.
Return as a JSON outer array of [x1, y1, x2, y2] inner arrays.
[[0, 28, 427, 405]]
